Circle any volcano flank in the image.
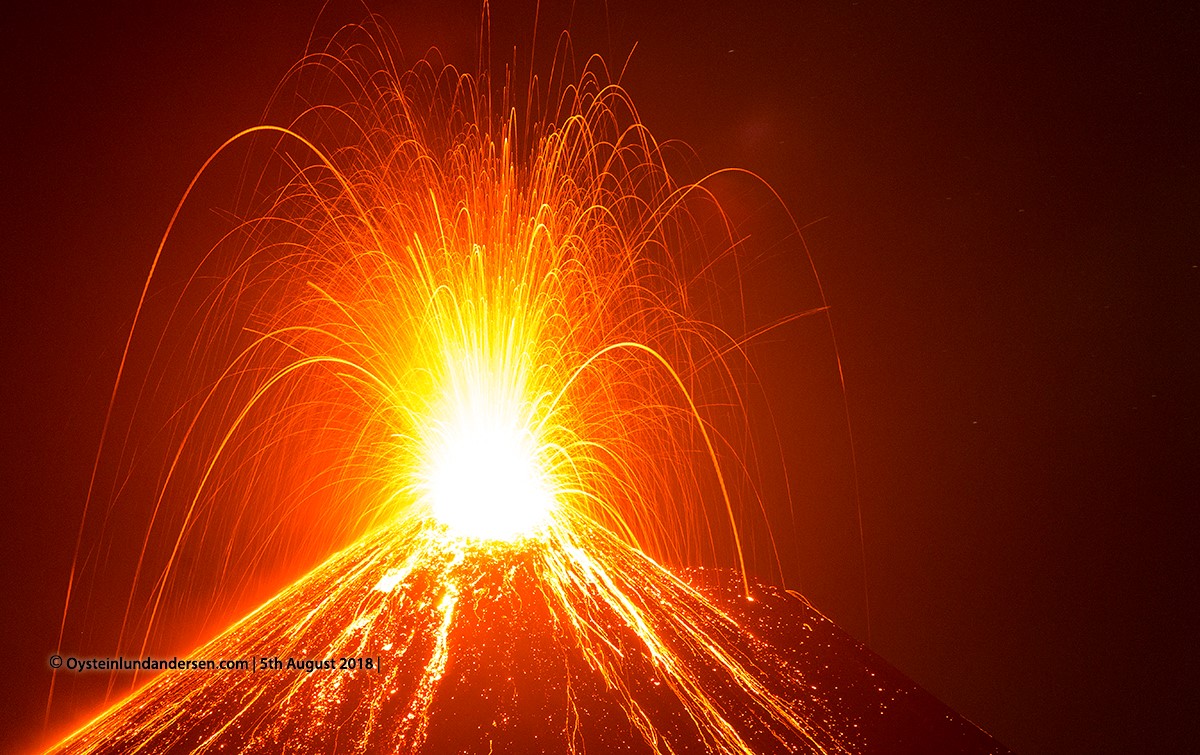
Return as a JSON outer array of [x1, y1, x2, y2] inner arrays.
[[53, 523, 1006, 754]]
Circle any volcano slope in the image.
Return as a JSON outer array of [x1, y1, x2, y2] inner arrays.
[[52, 522, 1006, 754]]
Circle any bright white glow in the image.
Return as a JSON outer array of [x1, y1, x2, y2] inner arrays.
[[423, 409, 555, 541]]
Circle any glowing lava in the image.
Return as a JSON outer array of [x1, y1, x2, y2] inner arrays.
[[420, 384, 556, 541]]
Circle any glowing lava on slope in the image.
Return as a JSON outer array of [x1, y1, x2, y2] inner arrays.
[[49, 17, 1003, 755], [54, 523, 1003, 753]]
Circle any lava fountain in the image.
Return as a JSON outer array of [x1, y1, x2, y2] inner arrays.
[[48, 16, 879, 755]]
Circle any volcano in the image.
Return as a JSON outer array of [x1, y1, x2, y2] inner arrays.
[[52, 522, 1005, 754]]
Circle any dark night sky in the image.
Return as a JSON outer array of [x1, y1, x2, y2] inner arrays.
[[2, 1, 1196, 752]]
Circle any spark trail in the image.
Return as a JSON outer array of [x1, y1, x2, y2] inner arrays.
[[47, 18, 894, 755]]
